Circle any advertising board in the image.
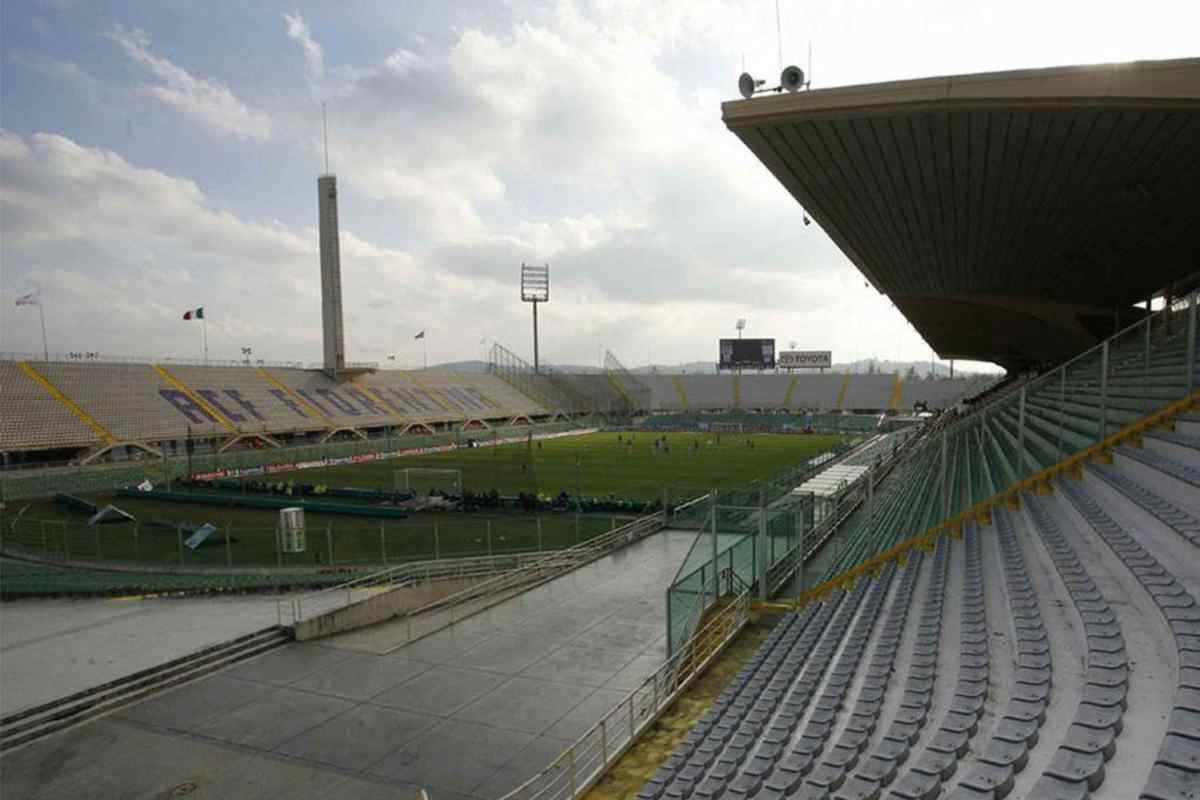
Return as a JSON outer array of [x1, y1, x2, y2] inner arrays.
[[719, 338, 775, 370], [778, 350, 832, 369]]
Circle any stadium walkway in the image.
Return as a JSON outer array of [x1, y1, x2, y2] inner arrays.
[[1, 592, 285, 714], [1, 529, 700, 799]]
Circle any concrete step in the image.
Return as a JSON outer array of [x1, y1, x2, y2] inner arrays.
[[0, 626, 290, 752], [1177, 413, 1200, 438]]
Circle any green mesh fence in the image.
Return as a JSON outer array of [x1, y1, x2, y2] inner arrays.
[[664, 497, 812, 655], [639, 411, 881, 434], [807, 292, 1199, 587], [0, 422, 578, 502], [1, 511, 620, 575]]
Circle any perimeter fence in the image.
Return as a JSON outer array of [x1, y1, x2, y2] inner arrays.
[[0, 511, 631, 571], [663, 427, 921, 655], [500, 584, 752, 800], [0, 421, 581, 502]]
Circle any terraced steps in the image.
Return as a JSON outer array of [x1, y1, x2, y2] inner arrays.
[[635, 416, 1200, 800], [0, 626, 290, 752]]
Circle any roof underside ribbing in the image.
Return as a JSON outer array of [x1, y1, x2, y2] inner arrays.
[[722, 58, 1200, 370]]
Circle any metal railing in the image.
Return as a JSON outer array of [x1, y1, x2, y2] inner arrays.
[[499, 581, 752, 800], [0, 420, 584, 500], [805, 289, 1200, 593], [604, 350, 652, 414], [1, 351, 376, 372], [279, 511, 667, 632], [0, 351, 308, 369], [1, 511, 623, 571], [489, 342, 577, 415], [275, 551, 558, 625]]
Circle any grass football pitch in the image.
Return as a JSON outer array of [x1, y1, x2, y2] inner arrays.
[[297, 430, 848, 498], [11, 432, 846, 568]]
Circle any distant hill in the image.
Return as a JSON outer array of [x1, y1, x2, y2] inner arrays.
[[420, 360, 490, 374], [422, 357, 1002, 378]]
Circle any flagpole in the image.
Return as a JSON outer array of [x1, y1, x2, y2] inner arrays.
[[38, 291, 48, 362], [423, 336, 427, 371], [203, 317, 208, 364]]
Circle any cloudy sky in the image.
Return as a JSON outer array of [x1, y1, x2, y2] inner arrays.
[[1, 1, 1195, 372]]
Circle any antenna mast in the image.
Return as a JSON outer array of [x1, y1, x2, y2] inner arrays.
[[775, 0, 783, 73], [322, 102, 329, 174]]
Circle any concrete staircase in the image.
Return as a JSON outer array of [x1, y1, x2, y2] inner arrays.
[[0, 626, 290, 752]]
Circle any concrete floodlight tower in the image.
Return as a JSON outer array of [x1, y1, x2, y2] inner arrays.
[[520, 263, 550, 373], [318, 105, 345, 373]]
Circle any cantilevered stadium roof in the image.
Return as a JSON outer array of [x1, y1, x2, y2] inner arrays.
[[722, 58, 1200, 369]]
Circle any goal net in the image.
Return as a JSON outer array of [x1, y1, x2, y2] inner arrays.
[[709, 422, 744, 433], [394, 467, 463, 495]]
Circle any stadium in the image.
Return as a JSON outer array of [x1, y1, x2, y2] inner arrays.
[[1, 36, 1199, 800]]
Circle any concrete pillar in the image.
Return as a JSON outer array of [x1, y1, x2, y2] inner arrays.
[[1099, 341, 1110, 441], [1187, 298, 1197, 396], [711, 489, 719, 602], [757, 500, 768, 602], [1017, 387, 1027, 475]]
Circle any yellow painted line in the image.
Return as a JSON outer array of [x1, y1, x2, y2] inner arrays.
[[672, 375, 689, 410], [256, 367, 335, 427], [350, 377, 410, 425], [607, 373, 634, 407], [751, 602, 793, 612], [468, 387, 514, 417], [398, 372, 457, 414], [18, 361, 117, 444], [492, 370, 557, 415], [889, 374, 903, 410], [783, 374, 799, 408], [153, 364, 239, 433], [835, 373, 851, 411], [794, 389, 1200, 610]]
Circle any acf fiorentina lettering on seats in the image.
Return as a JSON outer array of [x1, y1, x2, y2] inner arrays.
[[189, 428, 599, 481], [155, 384, 494, 424]]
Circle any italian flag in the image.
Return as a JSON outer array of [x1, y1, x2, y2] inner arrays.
[[182, 307, 205, 320]]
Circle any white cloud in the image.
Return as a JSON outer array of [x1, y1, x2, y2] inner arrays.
[[105, 25, 271, 142], [0, 131, 531, 366], [283, 12, 324, 79], [8, 52, 99, 92], [35, 0, 1181, 372]]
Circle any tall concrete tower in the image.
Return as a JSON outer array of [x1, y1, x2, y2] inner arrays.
[[318, 173, 345, 372]]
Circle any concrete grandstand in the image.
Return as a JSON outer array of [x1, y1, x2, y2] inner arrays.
[[616, 56, 1200, 800], [721, 57, 1200, 371], [637, 373, 987, 414], [0, 357, 553, 467], [3, 55, 1199, 800], [0, 354, 977, 469]]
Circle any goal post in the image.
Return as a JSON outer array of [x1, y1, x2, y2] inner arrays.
[[709, 422, 744, 434], [394, 467, 463, 495]]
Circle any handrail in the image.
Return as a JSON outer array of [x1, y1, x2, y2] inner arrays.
[[0, 351, 382, 372], [276, 551, 550, 625], [670, 491, 712, 520], [280, 511, 667, 628], [500, 585, 752, 800], [796, 388, 1200, 608], [807, 291, 1198, 585], [0, 351, 308, 369], [1015, 288, 1197, 400]]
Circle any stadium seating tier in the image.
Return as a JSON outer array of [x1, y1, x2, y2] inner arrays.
[[0, 362, 551, 455], [639, 412, 1200, 800]]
